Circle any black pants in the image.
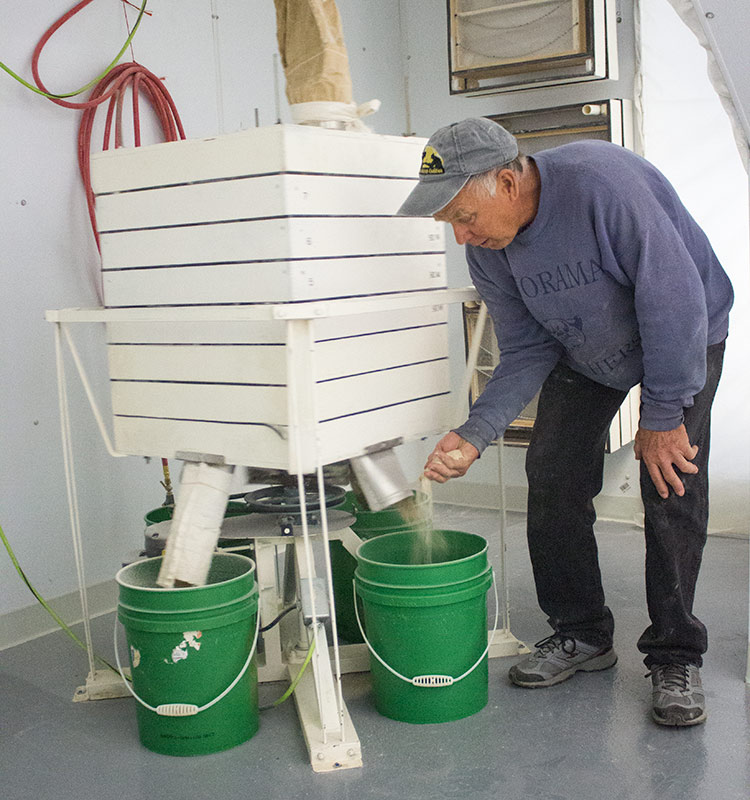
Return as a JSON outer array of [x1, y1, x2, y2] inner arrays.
[[524, 342, 725, 667]]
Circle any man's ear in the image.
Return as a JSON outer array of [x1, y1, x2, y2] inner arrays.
[[497, 168, 519, 200]]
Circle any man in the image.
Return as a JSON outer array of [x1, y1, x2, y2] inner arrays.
[[397, 117, 733, 727]]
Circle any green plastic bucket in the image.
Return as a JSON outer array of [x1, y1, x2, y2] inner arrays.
[[115, 552, 260, 756], [354, 529, 493, 724], [144, 502, 250, 526], [330, 491, 429, 643]]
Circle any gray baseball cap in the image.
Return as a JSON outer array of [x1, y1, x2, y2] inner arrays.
[[397, 117, 519, 217]]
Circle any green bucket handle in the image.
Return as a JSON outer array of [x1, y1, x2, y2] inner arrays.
[[353, 568, 498, 688], [114, 608, 261, 717]]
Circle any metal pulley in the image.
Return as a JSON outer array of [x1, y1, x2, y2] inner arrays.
[[244, 483, 347, 534]]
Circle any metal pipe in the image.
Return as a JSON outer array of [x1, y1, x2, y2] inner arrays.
[[349, 448, 411, 512]]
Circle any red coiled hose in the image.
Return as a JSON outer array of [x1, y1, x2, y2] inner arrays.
[[31, 1, 185, 252]]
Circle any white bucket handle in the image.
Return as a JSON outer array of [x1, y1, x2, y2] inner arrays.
[[353, 568, 498, 687], [114, 609, 260, 717]]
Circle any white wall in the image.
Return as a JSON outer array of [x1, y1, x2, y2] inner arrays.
[[639, 0, 750, 533], [0, 0, 406, 621], [400, 0, 749, 537], [1, 0, 747, 628]]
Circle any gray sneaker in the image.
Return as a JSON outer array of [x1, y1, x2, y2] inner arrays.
[[509, 634, 617, 688], [649, 663, 707, 727]]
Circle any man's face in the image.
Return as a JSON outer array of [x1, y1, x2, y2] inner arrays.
[[433, 173, 523, 250]]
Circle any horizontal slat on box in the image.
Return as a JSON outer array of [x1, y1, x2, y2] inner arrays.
[[107, 343, 287, 384], [315, 328, 447, 381], [106, 319, 286, 344], [112, 415, 291, 468], [96, 174, 417, 232], [316, 361, 449, 421], [110, 361, 448, 426], [96, 175, 286, 231], [112, 395, 450, 470], [91, 126, 425, 194], [99, 217, 442, 270], [107, 326, 447, 384], [104, 305, 448, 345], [315, 305, 448, 340], [102, 253, 446, 306], [310, 396, 452, 468], [111, 383, 287, 425]]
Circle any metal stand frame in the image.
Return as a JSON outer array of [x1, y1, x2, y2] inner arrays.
[[46, 288, 528, 773]]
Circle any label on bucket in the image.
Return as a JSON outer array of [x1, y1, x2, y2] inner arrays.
[[165, 631, 203, 664]]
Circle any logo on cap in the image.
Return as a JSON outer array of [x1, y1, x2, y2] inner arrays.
[[420, 146, 444, 175]]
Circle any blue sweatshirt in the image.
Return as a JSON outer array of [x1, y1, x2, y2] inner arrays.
[[455, 140, 734, 453]]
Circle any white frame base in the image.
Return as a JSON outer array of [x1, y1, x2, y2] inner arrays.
[[73, 667, 131, 703]]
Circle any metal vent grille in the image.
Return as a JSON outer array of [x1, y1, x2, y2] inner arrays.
[[449, 0, 616, 94]]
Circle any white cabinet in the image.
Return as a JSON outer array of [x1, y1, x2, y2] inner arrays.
[[449, 0, 618, 95]]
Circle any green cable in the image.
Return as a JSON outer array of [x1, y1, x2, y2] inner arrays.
[[260, 636, 317, 710], [0, 0, 149, 99], [0, 522, 121, 676]]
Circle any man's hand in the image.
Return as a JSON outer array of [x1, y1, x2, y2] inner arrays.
[[634, 424, 699, 499], [423, 432, 479, 483]]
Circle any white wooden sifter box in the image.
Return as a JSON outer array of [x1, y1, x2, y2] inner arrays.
[[88, 124, 455, 471]]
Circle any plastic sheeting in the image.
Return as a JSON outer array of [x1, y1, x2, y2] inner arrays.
[[273, 0, 353, 105], [663, 0, 749, 170], [273, 0, 379, 130]]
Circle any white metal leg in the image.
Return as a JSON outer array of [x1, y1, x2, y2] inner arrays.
[[52, 300, 527, 770], [456, 304, 527, 660], [493, 437, 529, 658], [287, 652, 363, 772], [73, 668, 132, 702], [54, 323, 131, 701], [280, 317, 362, 769]]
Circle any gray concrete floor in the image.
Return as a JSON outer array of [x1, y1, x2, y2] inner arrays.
[[1, 505, 748, 800]]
